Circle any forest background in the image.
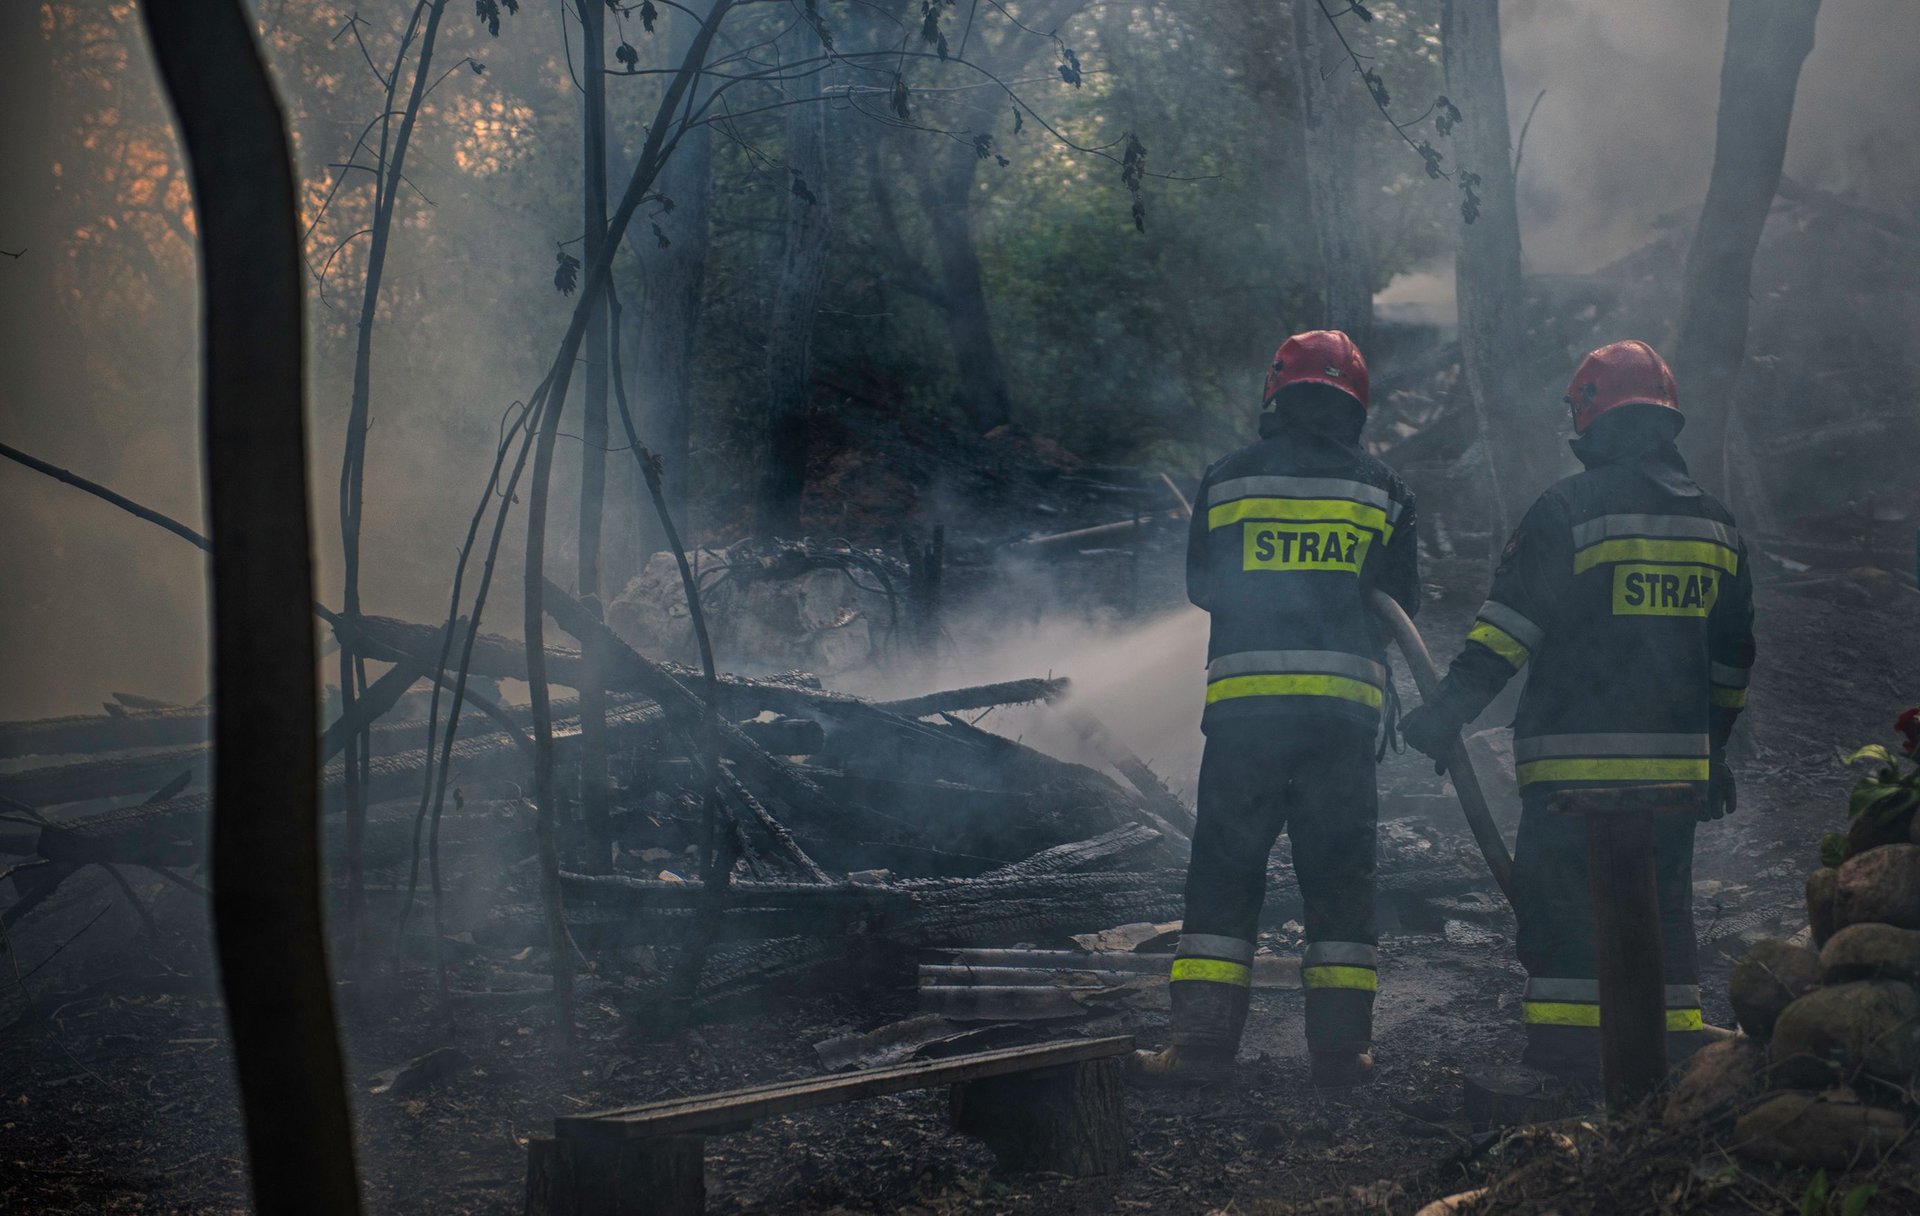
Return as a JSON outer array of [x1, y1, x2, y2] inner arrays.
[[3, 0, 1919, 721]]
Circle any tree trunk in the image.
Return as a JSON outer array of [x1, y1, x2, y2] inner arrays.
[[138, 0, 361, 1209], [0, 0, 55, 428], [1674, 0, 1820, 505], [1441, 0, 1561, 533], [919, 143, 1014, 433], [631, 5, 715, 562], [754, 77, 832, 539], [1289, 0, 1374, 352], [519, 0, 739, 1053], [575, 0, 612, 872], [339, 0, 448, 949]]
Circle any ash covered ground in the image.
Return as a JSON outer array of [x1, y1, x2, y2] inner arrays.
[[4, 553, 1913, 1216]]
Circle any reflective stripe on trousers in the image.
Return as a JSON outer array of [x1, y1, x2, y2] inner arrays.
[[1301, 940, 1378, 993], [1521, 977, 1704, 1032], [1171, 933, 1255, 988]]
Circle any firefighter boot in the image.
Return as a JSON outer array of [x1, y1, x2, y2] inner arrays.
[[1129, 974, 1250, 1088], [1309, 1049, 1377, 1089], [1127, 1043, 1234, 1087]]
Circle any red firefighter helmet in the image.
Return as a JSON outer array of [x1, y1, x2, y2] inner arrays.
[[1263, 329, 1370, 414], [1565, 340, 1682, 435]]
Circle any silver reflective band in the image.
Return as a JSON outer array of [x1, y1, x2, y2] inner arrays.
[[1176, 933, 1257, 964], [1524, 978, 1699, 1005], [1709, 662, 1751, 687], [1208, 474, 1392, 512], [1515, 732, 1710, 762], [1387, 496, 1407, 525], [1303, 940, 1378, 968], [1476, 600, 1544, 649], [1524, 977, 1598, 1002], [1570, 513, 1739, 550], [1206, 649, 1386, 686]]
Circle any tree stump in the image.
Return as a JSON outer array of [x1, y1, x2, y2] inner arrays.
[[525, 1133, 704, 1216], [1463, 1065, 1558, 1132], [949, 1057, 1127, 1176]]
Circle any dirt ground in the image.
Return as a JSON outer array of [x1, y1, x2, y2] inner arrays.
[[3, 558, 1916, 1215]]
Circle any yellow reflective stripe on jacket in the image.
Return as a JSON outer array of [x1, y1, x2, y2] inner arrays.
[[1205, 674, 1383, 709], [1572, 537, 1738, 575], [1523, 1003, 1702, 1032], [1467, 620, 1530, 669], [1711, 686, 1749, 709], [1516, 757, 1710, 786], [1170, 958, 1252, 987], [1208, 495, 1392, 540], [1301, 965, 1379, 993]]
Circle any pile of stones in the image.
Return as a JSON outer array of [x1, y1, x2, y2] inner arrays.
[[1664, 766, 1920, 1168]]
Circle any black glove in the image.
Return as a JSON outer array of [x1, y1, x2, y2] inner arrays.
[[1703, 749, 1736, 821], [1400, 701, 1465, 774]]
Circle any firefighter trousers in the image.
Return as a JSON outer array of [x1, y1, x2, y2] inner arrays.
[[1512, 789, 1705, 1073], [1170, 719, 1378, 1056]]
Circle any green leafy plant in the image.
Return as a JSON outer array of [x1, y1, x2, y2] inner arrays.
[[1799, 1170, 1877, 1216], [1829, 708, 1920, 864]]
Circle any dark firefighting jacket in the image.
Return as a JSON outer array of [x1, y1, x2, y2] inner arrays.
[[1187, 408, 1419, 734], [1435, 434, 1755, 794]]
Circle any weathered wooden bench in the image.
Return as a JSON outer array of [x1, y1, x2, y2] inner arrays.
[[525, 1035, 1133, 1215]]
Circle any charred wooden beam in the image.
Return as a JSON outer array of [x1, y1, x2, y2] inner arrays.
[[1062, 709, 1196, 839], [34, 701, 670, 866], [0, 705, 213, 760], [877, 677, 1071, 720]]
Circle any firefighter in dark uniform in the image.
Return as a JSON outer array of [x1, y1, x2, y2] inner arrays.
[[1400, 340, 1755, 1078], [1131, 330, 1419, 1088]]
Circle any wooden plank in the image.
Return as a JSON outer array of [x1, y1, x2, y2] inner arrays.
[[558, 1036, 1133, 1140]]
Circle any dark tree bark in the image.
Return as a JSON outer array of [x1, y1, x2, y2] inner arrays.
[[1674, 0, 1821, 505], [919, 142, 1015, 433], [0, 0, 55, 432], [754, 75, 833, 539], [631, 5, 715, 561], [1289, 0, 1374, 352], [1441, 0, 1562, 532], [339, 0, 449, 949], [137, 0, 361, 1209], [522, 0, 738, 1050], [575, 0, 613, 871]]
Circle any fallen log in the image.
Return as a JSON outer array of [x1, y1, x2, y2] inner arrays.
[[0, 705, 213, 760], [0, 697, 582, 810], [33, 701, 670, 867], [0, 746, 210, 809], [354, 611, 870, 724], [541, 582, 880, 842], [975, 825, 1166, 879]]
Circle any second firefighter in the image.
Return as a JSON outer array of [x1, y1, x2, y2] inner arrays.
[[1132, 329, 1419, 1089]]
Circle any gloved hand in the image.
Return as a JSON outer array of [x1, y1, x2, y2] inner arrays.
[[1703, 749, 1737, 821], [1400, 701, 1465, 774]]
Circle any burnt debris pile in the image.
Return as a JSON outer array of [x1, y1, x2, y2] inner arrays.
[[0, 580, 1508, 1028]]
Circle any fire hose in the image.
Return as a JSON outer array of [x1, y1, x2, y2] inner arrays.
[[1369, 590, 1516, 903]]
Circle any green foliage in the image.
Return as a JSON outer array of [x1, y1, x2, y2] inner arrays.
[[1800, 1171, 1879, 1216], [1827, 709, 1920, 864], [1819, 832, 1848, 868]]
